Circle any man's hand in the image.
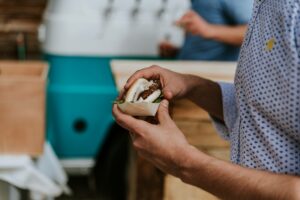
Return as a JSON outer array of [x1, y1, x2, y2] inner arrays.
[[124, 66, 192, 101], [176, 10, 213, 39], [112, 100, 190, 177], [159, 41, 179, 58], [124, 65, 224, 121]]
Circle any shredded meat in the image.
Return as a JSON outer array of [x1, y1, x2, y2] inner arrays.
[[138, 80, 161, 100]]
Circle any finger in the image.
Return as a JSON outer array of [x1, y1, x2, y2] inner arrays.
[[136, 150, 153, 160], [157, 100, 172, 124], [185, 24, 197, 33], [129, 131, 136, 141], [117, 88, 126, 100], [179, 20, 194, 32], [185, 10, 195, 16], [175, 18, 183, 26], [112, 104, 151, 135], [174, 20, 182, 27], [176, 18, 189, 26], [124, 66, 161, 89], [187, 26, 199, 35], [176, 14, 186, 24], [162, 88, 173, 100], [180, 10, 193, 20], [176, 15, 191, 27]]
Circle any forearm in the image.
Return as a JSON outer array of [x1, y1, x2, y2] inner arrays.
[[184, 75, 224, 121], [179, 146, 300, 200], [205, 25, 247, 46]]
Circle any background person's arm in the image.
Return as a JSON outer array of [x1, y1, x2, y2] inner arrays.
[[206, 24, 247, 46], [212, 0, 253, 46], [177, 11, 247, 46]]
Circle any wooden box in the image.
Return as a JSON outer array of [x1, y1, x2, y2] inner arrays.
[[0, 61, 48, 156]]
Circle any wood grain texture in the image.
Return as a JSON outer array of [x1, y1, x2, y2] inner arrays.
[[136, 156, 165, 200], [172, 99, 210, 121], [173, 99, 229, 149], [0, 0, 46, 22], [0, 61, 48, 156], [164, 175, 220, 200], [110, 60, 236, 91], [0, 0, 46, 59]]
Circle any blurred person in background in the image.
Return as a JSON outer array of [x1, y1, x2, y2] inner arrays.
[[160, 0, 253, 61]]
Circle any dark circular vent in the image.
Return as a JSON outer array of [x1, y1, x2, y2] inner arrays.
[[73, 118, 87, 133]]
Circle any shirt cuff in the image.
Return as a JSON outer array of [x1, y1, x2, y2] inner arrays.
[[210, 82, 237, 141]]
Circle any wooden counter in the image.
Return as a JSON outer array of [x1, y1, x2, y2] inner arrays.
[[110, 60, 236, 200]]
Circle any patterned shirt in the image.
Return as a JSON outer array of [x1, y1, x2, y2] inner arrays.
[[214, 0, 300, 175]]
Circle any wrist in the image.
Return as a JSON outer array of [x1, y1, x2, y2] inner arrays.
[[177, 145, 211, 184], [184, 75, 206, 100], [200, 23, 216, 39]]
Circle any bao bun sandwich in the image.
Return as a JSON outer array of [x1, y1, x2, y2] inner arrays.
[[116, 78, 163, 116]]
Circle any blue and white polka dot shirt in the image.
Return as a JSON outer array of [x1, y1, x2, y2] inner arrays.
[[214, 0, 300, 175]]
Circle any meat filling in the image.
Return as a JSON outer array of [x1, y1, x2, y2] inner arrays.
[[138, 80, 162, 100]]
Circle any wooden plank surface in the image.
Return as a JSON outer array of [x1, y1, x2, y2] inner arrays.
[[110, 60, 236, 200], [173, 99, 229, 149], [0, 20, 41, 33], [0, 61, 48, 156], [110, 60, 236, 91], [164, 175, 219, 200], [0, 0, 46, 59], [0, 0, 46, 22]]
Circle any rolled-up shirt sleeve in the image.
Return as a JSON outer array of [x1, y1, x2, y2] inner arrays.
[[211, 82, 238, 141]]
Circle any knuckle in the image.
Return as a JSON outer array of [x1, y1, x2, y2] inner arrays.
[[131, 125, 143, 136], [149, 65, 156, 70], [137, 151, 147, 159], [133, 140, 141, 150], [114, 115, 123, 124], [133, 71, 141, 77]]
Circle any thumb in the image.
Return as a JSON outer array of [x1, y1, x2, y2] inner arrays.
[[162, 89, 173, 100], [157, 100, 172, 124]]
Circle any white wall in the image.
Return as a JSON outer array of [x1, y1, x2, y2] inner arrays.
[[41, 0, 191, 56]]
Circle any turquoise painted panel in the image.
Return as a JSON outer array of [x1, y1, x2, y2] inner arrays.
[[47, 85, 116, 158], [45, 54, 159, 158], [45, 55, 116, 86]]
